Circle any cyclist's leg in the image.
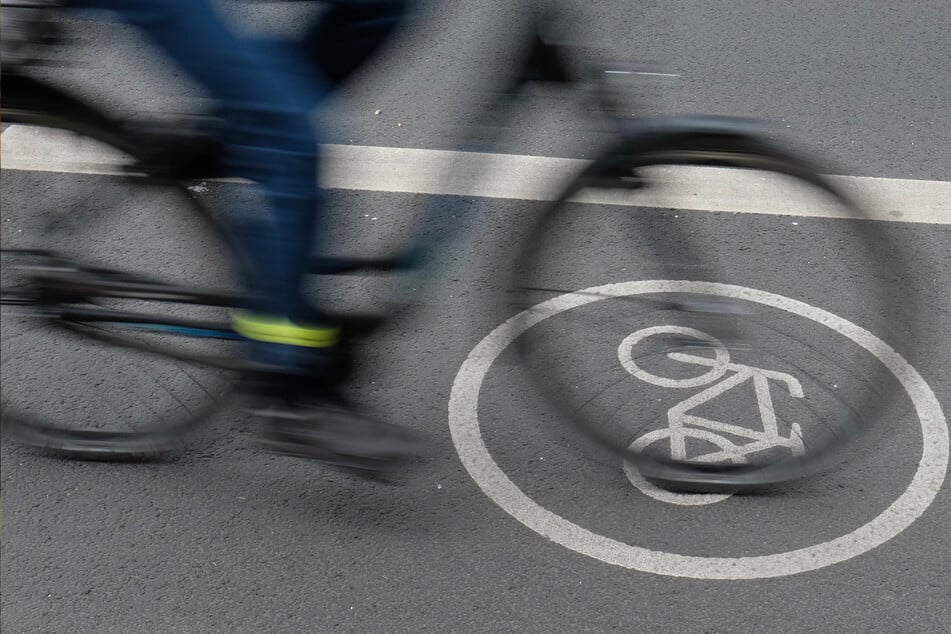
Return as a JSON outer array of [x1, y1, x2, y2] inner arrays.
[[73, 0, 333, 371], [65, 0, 426, 465]]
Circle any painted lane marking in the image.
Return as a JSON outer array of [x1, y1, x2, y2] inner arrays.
[[2, 124, 949, 224], [447, 281, 948, 579], [618, 325, 804, 506]]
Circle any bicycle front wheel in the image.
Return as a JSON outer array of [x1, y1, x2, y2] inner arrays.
[[512, 131, 915, 490], [1, 108, 239, 458]]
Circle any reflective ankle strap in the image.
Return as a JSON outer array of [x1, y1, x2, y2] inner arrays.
[[232, 312, 340, 348]]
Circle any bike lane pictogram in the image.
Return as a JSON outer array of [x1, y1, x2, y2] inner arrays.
[[618, 325, 806, 506], [448, 281, 948, 579]]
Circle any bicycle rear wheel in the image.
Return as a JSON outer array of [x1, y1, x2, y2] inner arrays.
[[1, 109, 240, 458], [512, 131, 914, 491]]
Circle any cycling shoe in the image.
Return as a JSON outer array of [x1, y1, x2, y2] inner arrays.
[[257, 400, 428, 473]]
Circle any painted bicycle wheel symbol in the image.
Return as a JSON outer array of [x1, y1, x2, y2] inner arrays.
[[618, 326, 805, 505]]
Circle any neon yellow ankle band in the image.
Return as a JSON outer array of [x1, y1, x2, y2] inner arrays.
[[232, 312, 340, 347]]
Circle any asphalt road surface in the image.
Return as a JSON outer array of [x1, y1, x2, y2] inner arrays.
[[2, 2, 951, 632]]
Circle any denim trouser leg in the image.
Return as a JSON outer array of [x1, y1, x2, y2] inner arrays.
[[75, 0, 329, 370]]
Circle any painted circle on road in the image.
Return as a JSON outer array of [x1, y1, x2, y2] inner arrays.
[[448, 281, 948, 579]]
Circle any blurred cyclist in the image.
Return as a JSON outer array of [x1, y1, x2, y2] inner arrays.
[[68, 0, 425, 469]]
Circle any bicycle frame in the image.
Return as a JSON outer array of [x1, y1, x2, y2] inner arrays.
[[0, 18, 773, 353]]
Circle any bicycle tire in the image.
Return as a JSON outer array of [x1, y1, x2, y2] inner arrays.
[[1, 96, 239, 459], [511, 128, 915, 491]]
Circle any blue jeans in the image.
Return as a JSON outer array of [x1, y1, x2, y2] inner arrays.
[[71, 0, 408, 371]]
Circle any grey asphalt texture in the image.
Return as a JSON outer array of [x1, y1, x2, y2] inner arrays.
[[3, 1, 951, 632]]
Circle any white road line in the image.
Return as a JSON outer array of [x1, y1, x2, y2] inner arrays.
[[2, 123, 949, 224]]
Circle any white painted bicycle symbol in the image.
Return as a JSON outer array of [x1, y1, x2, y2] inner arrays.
[[618, 326, 805, 504]]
